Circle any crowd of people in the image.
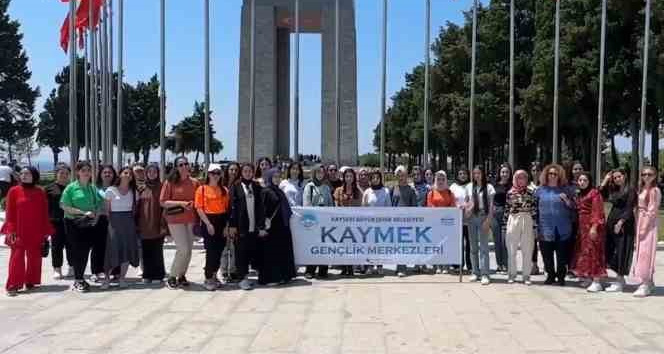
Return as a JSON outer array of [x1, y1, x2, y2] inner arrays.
[[0, 157, 660, 298]]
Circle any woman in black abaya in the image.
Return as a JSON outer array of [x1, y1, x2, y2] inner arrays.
[[258, 168, 297, 286]]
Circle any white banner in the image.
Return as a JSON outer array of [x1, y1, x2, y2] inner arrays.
[[290, 207, 462, 265]]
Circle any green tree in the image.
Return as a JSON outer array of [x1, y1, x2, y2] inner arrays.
[[123, 75, 160, 163], [169, 101, 223, 164], [0, 0, 39, 161]]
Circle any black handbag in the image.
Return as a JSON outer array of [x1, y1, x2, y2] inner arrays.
[[72, 216, 98, 229], [165, 206, 185, 216]]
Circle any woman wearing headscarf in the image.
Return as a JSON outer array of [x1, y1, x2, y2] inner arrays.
[[137, 163, 166, 284], [570, 171, 606, 292], [412, 165, 430, 207], [2, 167, 53, 296], [228, 163, 266, 290], [303, 164, 335, 279], [599, 168, 637, 292], [362, 169, 391, 275], [504, 170, 537, 285], [258, 168, 297, 285]]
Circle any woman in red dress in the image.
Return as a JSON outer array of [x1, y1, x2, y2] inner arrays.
[[570, 171, 607, 293], [1, 167, 54, 296]]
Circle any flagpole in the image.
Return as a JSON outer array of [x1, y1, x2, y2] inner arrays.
[[99, 7, 106, 164], [294, 0, 300, 162], [90, 1, 98, 175], [468, 0, 477, 170], [508, 0, 515, 168], [424, 0, 430, 168], [552, 0, 560, 163], [160, 0, 166, 177], [379, 0, 387, 172], [639, 0, 651, 168], [108, 0, 114, 166], [68, 0, 77, 171], [335, 0, 341, 165], [204, 0, 210, 168], [116, 0, 124, 168], [84, 31, 90, 161], [596, 0, 607, 184]]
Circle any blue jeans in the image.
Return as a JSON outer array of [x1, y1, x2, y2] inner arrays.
[[491, 206, 507, 268], [468, 214, 490, 276]]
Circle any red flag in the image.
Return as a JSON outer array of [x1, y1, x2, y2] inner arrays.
[[59, 0, 104, 53], [60, 14, 71, 53]]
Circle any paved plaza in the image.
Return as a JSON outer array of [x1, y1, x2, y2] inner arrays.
[[0, 237, 663, 354]]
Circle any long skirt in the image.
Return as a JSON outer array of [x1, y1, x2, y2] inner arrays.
[[105, 211, 140, 271], [258, 225, 297, 285], [571, 215, 607, 279]]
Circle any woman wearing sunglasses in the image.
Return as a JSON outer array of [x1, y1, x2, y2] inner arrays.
[[631, 166, 661, 297], [160, 156, 200, 289]]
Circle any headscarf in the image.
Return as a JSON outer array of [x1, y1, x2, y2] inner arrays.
[[263, 167, 292, 226], [312, 165, 326, 187], [370, 170, 384, 190], [433, 170, 449, 191], [510, 170, 529, 194], [146, 163, 161, 189]]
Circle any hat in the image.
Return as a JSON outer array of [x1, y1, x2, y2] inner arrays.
[[207, 163, 222, 172]]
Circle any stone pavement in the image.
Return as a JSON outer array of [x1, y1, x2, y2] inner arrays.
[[0, 242, 663, 354]]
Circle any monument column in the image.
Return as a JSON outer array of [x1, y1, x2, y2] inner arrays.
[[276, 27, 291, 159], [321, 0, 358, 166]]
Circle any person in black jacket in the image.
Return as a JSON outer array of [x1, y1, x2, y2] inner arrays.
[[45, 163, 74, 280], [228, 163, 266, 290]]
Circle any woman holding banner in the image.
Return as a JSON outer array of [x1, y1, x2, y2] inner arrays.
[[362, 169, 391, 275], [333, 168, 363, 277], [303, 164, 335, 279]]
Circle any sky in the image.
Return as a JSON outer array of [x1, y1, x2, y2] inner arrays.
[[7, 0, 650, 164]]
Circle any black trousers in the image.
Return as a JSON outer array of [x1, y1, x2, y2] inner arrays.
[[532, 240, 540, 264], [453, 226, 472, 270], [305, 265, 329, 276], [202, 214, 228, 279], [90, 216, 108, 275], [540, 238, 571, 280], [65, 219, 96, 281], [236, 231, 259, 279], [141, 237, 166, 281], [51, 220, 73, 269]]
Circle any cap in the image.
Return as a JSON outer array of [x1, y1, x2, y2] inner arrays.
[[207, 163, 223, 172]]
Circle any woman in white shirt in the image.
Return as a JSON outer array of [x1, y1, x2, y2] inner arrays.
[[362, 169, 391, 275], [449, 168, 472, 274], [101, 166, 140, 289], [465, 165, 495, 285], [279, 162, 304, 207]]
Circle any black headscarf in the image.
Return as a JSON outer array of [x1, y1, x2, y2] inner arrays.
[[264, 168, 292, 226], [370, 171, 384, 190]]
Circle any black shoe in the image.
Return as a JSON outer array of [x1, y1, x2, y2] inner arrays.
[[304, 273, 314, 279], [73, 280, 89, 293], [544, 276, 556, 285], [25, 284, 35, 291], [166, 277, 178, 290], [178, 276, 190, 287], [317, 273, 329, 279], [557, 277, 566, 286]]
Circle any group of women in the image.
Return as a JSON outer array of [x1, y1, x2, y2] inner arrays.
[[1, 157, 660, 298]]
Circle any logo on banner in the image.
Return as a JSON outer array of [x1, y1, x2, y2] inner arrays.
[[300, 213, 319, 229]]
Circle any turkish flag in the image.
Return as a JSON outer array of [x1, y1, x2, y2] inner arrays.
[[59, 0, 104, 53]]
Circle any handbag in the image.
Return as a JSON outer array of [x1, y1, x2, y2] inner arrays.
[[165, 206, 185, 216], [72, 215, 98, 228], [264, 206, 280, 231]]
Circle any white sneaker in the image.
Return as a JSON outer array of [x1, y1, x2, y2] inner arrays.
[[524, 280, 533, 286], [435, 267, 443, 274], [507, 278, 515, 284], [468, 274, 479, 282], [53, 268, 63, 280], [397, 272, 406, 278], [586, 282, 603, 293], [481, 276, 491, 286], [204, 279, 217, 291], [605, 282, 624, 293], [441, 268, 449, 274], [239, 279, 253, 291], [633, 284, 651, 298]]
